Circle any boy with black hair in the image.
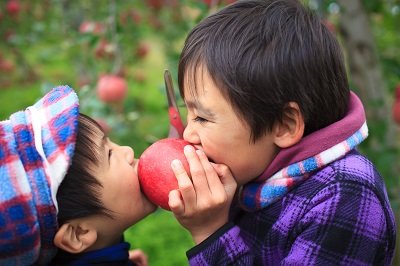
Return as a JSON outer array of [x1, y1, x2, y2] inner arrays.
[[0, 86, 155, 265], [167, 0, 396, 265]]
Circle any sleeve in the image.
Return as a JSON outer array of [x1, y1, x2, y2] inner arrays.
[[187, 222, 253, 266], [282, 179, 394, 265]]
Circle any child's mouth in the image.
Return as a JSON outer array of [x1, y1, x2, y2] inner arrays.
[[194, 147, 215, 163]]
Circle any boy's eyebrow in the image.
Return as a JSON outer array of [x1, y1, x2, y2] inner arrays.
[[186, 99, 215, 118]]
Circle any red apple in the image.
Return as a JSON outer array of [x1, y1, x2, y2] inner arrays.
[[322, 19, 336, 34], [146, 0, 163, 10], [94, 39, 115, 59], [130, 9, 142, 24], [93, 22, 106, 35], [6, 0, 20, 16], [203, 0, 219, 7], [148, 15, 162, 30], [138, 138, 193, 210], [79, 21, 105, 35], [135, 41, 150, 59], [0, 59, 15, 73], [96, 74, 128, 103], [79, 21, 93, 33], [119, 9, 142, 26]]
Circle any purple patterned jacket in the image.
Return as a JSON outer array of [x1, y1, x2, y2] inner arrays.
[[187, 151, 396, 265]]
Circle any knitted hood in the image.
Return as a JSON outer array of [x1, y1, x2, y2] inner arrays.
[[0, 86, 79, 265]]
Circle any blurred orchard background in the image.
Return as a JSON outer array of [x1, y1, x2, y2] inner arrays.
[[0, 0, 400, 265]]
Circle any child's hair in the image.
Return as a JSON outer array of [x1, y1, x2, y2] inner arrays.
[[56, 114, 113, 225], [178, 0, 349, 141]]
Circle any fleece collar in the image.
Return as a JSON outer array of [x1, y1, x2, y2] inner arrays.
[[239, 92, 368, 211]]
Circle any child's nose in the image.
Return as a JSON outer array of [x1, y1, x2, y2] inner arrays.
[[122, 146, 135, 165], [183, 122, 200, 145]]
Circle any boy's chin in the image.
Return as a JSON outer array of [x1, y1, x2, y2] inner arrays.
[[143, 196, 158, 213], [149, 202, 158, 213]]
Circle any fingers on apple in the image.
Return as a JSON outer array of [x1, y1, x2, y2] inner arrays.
[[171, 159, 196, 211], [212, 163, 233, 182], [212, 163, 237, 197], [195, 149, 224, 194], [168, 190, 185, 215], [184, 145, 210, 195]]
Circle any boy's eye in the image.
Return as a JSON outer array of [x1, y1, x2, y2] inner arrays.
[[108, 149, 113, 160], [193, 116, 208, 124]]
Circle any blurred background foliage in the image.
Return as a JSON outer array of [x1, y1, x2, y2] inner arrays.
[[0, 0, 399, 265]]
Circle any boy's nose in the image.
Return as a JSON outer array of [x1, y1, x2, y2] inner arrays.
[[122, 146, 135, 165], [183, 122, 200, 145]]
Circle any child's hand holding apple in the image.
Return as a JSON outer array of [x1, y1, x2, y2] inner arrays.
[[138, 138, 237, 244]]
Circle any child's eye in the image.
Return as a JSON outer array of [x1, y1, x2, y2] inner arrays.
[[108, 149, 113, 160], [193, 116, 208, 124]]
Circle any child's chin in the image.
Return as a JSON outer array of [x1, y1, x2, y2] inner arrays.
[[143, 196, 158, 213], [142, 205, 157, 219], [150, 204, 158, 213]]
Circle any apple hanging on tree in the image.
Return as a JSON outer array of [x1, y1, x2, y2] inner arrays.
[[135, 41, 150, 59], [96, 74, 128, 103], [145, 0, 163, 10], [138, 138, 194, 210], [6, 0, 20, 17], [322, 19, 336, 34], [79, 21, 105, 35], [0, 58, 15, 73], [94, 39, 116, 59]]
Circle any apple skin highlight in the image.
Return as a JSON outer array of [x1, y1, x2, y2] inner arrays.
[[138, 138, 193, 210]]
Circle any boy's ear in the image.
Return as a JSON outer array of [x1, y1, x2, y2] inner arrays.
[[54, 222, 97, 254], [273, 102, 304, 148]]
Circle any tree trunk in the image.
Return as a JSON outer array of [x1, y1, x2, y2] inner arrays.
[[336, 0, 396, 148], [337, 0, 399, 264]]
